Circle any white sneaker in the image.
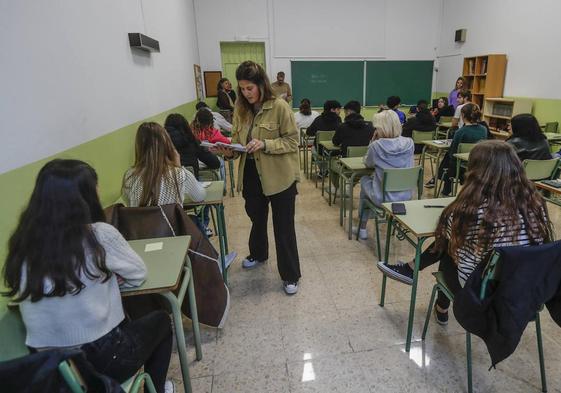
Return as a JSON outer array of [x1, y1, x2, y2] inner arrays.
[[165, 380, 175, 393], [283, 281, 299, 295], [242, 256, 267, 269], [352, 226, 368, 240], [224, 251, 237, 270]]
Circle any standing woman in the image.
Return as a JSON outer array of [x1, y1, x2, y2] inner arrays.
[[216, 61, 301, 295], [449, 77, 466, 110], [216, 78, 236, 112]]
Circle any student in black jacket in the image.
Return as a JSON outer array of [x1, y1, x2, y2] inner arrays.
[[430, 96, 455, 123], [506, 113, 552, 162], [164, 113, 220, 178], [306, 100, 342, 148], [332, 101, 374, 157], [402, 100, 437, 153]]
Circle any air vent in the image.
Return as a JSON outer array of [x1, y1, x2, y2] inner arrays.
[[128, 33, 160, 52]]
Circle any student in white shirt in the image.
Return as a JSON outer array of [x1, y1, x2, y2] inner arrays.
[[451, 90, 472, 129], [294, 98, 319, 130]]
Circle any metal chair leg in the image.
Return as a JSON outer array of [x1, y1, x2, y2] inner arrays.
[[466, 332, 473, 393], [535, 312, 548, 392], [422, 285, 438, 340]]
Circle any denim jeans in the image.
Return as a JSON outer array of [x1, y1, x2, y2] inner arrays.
[[81, 310, 172, 393]]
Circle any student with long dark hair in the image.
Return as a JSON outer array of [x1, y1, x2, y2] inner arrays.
[[3, 159, 174, 393], [164, 113, 220, 178], [214, 60, 301, 295], [216, 77, 236, 111], [378, 141, 553, 324], [507, 113, 552, 161], [294, 98, 319, 129]]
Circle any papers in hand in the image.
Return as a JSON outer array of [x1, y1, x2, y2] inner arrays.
[[201, 181, 212, 188], [201, 141, 246, 152]]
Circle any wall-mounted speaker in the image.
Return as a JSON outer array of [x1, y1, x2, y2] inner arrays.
[[455, 29, 467, 43], [128, 33, 160, 52]]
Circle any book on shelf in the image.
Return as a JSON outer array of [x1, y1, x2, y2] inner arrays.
[[468, 59, 475, 74], [200, 141, 247, 152], [481, 59, 487, 74]]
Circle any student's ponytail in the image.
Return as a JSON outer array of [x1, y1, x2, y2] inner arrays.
[[461, 103, 482, 123]]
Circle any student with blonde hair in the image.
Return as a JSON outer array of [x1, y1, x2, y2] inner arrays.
[[355, 110, 414, 239]]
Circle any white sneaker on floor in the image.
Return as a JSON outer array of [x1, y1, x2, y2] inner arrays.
[[352, 226, 368, 240], [165, 380, 175, 393], [242, 256, 267, 269], [283, 281, 299, 295]]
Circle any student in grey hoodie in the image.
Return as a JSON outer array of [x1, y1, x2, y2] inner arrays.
[[356, 110, 414, 240]]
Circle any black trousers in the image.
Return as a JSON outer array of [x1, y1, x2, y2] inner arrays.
[[81, 310, 172, 393], [418, 242, 462, 310], [243, 158, 301, 282]]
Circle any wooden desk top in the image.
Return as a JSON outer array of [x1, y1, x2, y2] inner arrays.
[[382, 197, 455, 237], [339, 156, 371, 171], [184, 181, 224, 206], [535, 181, 561, 195], [422, 140, 452, 150], [453, 152, 470, 162], [439, 121, 452, 128], [122, 236, 191, 296], [319, 141, 341, 152]]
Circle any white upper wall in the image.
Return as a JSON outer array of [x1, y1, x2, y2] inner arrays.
[[0, 0, 200, 173], [436, 0, 561, 98], [194, 0, 442, 86]]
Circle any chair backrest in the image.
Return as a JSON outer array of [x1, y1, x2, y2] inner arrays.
[[439, 116, 453, 124], [0, 301, 28, 362], [412, 130, 435, 143], [458, 143, 477, 154], [523, 158, 561, 181], [316, 130, 335, 143], [480, 251, 502, 300], [382, 166, 424, 201], [544, 122, 559, 133], [346, 145, 369, 158]]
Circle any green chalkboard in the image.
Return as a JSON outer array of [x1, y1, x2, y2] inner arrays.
[[366, 61, 434, 106], [291, 61, 364, 108]]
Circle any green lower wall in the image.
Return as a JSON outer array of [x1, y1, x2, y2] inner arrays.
[[0, 99, 203, 264]]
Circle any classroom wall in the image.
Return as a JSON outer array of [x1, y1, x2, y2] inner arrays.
[[0, 0, 201, 174], [194, 0, 442, 88], [436, 0, 561, 101]]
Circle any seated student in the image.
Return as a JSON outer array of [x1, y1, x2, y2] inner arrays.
[[451, 90, 471, 129], [431, 96, 455, 123], [294, 98, 319, 130], [306, 99, 342, 146], [195, 101, 233, 134], [3, 159, 174, 393], [192, 109, 231, 145], [355, 110, 414, 239], [402, 100, 437, 153], [506, 113, 552, 161], [429, 103, 487, 194], [165, 113, 220, 178], [332, 100, 374, 157], [216, 78, 236, 111], [123, 122, 206, 207], [378, 140, 552, 324], [387, 96, 406, 124]]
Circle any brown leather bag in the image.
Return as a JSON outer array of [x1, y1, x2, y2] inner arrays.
[[105, 203, 230, 328]]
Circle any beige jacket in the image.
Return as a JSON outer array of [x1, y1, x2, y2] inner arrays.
[[231, 98, 300, 196]]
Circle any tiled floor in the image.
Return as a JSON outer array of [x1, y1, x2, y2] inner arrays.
[[169, 161, 561, 393]]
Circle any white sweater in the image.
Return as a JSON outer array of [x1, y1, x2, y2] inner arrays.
[[19, 222, 146, 348], [123, 166, 206, 206]]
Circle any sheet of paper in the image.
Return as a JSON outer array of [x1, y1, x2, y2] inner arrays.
[[144, 242, 163, 252], [201, 181, 212, 188]]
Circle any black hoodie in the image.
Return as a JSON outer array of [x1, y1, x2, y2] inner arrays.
[[332, 113, 374, 157], [402, 109, 437, 138]]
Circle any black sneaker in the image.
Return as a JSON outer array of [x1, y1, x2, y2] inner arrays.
[[377, 261, 414, 285], [424, 178, 435, 188], [434, 306, 449, 326]]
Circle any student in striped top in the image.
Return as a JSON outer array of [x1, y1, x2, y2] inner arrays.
[[378, 140, 553, 325]]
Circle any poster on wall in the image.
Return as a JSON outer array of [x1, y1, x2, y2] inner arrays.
[[193, 64, 204, 101]]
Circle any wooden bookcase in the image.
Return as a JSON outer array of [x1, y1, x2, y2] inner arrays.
[[462, 54, 507, 110], [483, 97, 533, 139]]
